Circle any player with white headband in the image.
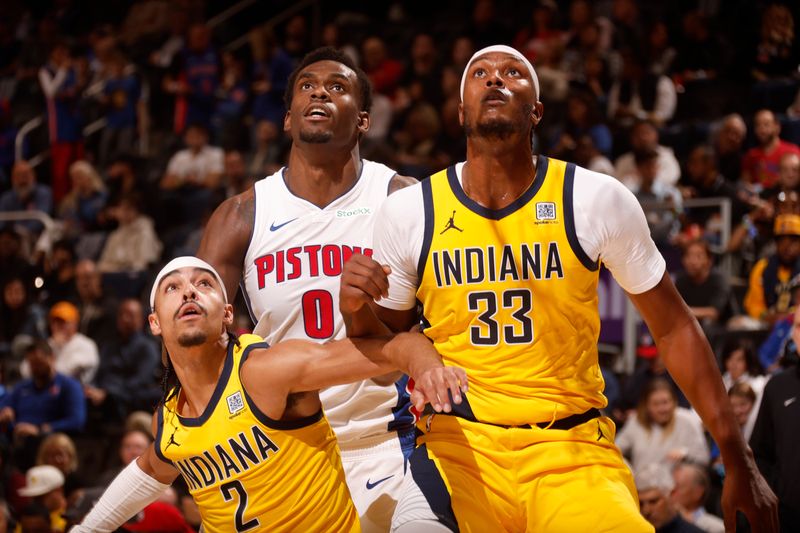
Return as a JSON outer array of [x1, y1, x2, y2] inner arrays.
[[339, 44, 778, 531], [75, 256, 466, 532]]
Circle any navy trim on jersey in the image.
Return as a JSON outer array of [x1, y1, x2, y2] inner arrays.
[[239, 278, 257, 325], [446, 155, 549, 221], [154, 406, 170, 464], [387, 374, 415, 434], [563, 163, 600, 271], [410, 444, 460, 532], [417, 178, 435, 279], [176, 342, 235, 427], [238, 341, 324, 430]]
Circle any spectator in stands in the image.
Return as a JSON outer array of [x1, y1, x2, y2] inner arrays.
[[615, 120, 681, 190], [512, 0, 564, 64], [160, 123, 224, 192], [222, 150, 253, 199], [0, 440, 26, 515], [397, 33, 443, 109], [98, 51, 142, 167], [752, 4, 798, 82], [636, 463, 704, 533], [616, 378, 709, 474], [35, 433, 81, 499], [0, 277, 47, 371], [212, 51, 248, 150], [246, 120, 281, 177], [164, 23, 219, 133], [630, 148, 682, 246], [0, 161, 52, 235], [729, 382, 758, 441], [283, 14, 309, 62], [672, 10, 726, 85], [742, 109, 800, 190], [750, 344, 800, 531], [40, 240, 77, 307], [96, 428, 152, 486], [393, 102, 441, 178], [250, 27, 292, 129], [671, 462, 724, 533], [643, 21, 676, 78], [763, 152, 800, 209], [712, 114, 747, 183], [0, 228, 34, 288], [22, 301, 99, 386], [607, 48, 677, 129], [450, 36, 475, 71], [38, 41, 85, 205], [361, 36, 403, 98], [103, 153, 142, 209], [466, 0, 508, 50], [682, 144, 753, 227], [744, 214, 800, 323], [720, 339, 766, 440], [674, 239, 730, 331], [72, 259, 116, 347], [18, 465, 66, 533], [85, 299, 160, 423], [58, 160, 108, 236], [549, 89, 613, 160], [0, 340, 85, 449], [97, 194, 162, 274], [432, 97, 467, 171], [573, 134, 614, 175]]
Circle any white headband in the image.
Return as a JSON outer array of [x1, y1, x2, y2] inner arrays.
[[459, 45, 540, 102], [149, 256, 228, 310]]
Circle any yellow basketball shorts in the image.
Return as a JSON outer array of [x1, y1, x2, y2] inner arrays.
[[391, 414, 653, 532]]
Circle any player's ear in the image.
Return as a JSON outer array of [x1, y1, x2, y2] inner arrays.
[[283, 111, 291, 133], [530, 101, 544, 126], [222, 303, 234, 327], [149, 312, 162, 336], [357, 111, 370, 134]]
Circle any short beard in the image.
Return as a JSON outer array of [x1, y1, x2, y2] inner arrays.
[[177, 330, 208, 347], [463, 104, 533, 141], [299, 129, 333, 143]]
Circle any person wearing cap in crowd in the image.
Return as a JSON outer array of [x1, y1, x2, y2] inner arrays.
[[340, 44, 777, 531], [74, 256, 465, 532], [744, 213, 800, 324], [16, 465, 67, 533], [19, 301, 99, 386], [0, 340, 85, 468]]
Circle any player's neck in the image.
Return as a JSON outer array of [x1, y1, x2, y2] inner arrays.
[[167, 337, 229, 418], [285, 144, 362, 208], [463, 137, 537, 210]]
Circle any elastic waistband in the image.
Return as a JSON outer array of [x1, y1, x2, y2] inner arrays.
[[338, 430, 416, 457], [494, 407, 602, 430]]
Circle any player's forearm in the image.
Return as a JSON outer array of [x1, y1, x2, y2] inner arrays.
[[657, 316, 747, 460], [343, 303, 392, 338], [383, 332, 443, 379]]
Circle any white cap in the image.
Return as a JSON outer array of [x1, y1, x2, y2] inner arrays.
[[149, 256, 228, 310], [459, 44, 540, 102], [18, 465, 65, 497]]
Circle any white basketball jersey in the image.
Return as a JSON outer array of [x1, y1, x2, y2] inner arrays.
[[242, 160, 414, 445]]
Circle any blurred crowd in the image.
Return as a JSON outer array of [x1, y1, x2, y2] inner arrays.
[[0, 0, 799, 531]]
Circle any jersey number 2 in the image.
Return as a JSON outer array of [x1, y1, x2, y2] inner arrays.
[[468, 289, 533, 345], [220, 480, 259, 532], [302, 289, 335, 339]]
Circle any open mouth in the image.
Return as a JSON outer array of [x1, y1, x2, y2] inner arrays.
[[482, 89, 509, 105], [176, 302, 204, 320], [304, 105, 332, 120]]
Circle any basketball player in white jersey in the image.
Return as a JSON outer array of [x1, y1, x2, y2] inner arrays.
[[197, 47, 418, 532]]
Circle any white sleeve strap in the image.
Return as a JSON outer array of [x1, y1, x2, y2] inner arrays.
[[71, 459, 172, 533]]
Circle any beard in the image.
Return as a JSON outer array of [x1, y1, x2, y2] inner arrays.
[[177, 330, 208, 347], [463, 103, 533, 141], [298, 128, 334, 143]]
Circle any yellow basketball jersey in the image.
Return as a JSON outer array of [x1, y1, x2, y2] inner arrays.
[[156, 334, 359, 533], [417, 157, 606, 426]]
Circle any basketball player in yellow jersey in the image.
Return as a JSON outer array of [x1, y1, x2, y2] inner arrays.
[[74, 256, 466, 533], [341, 45, 778, 532]]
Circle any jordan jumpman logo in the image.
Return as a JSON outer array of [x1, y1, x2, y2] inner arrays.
[[440, 210, 464, 234]]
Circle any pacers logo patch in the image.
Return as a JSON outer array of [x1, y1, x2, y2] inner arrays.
[[226, 391, 245, 415], [536, 202, 556, 221]]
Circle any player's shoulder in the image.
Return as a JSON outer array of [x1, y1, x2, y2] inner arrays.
[[571, 163, 635, 204], [380, 177, 424, 213]]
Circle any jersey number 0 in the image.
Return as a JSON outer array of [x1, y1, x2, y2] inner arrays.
[[302, 289, 335, 339]]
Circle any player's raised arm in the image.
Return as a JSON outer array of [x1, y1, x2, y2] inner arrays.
[[73, 416, 178, 532], [243, 334, 466, 414], [196, 188, 255, 301]]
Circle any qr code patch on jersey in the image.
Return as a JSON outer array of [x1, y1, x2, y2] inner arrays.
[[227, 391, 245, 414], [536, 202, 556, 220]]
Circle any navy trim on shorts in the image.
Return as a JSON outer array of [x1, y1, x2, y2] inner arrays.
[[410, 444, 460, 532], [417, 178, 435, 280], [446, 156, 549, 221], [176, 342, 235, 427], [563, 163, 600, 271], [238, 341, 324, 430]]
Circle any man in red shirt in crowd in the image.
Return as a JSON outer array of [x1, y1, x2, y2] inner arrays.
[[742, 109, 800, 189]]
